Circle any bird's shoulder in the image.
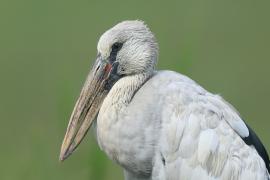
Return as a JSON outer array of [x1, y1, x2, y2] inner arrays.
[[147, 70, 200, 89], [139, 70, 206, 97]]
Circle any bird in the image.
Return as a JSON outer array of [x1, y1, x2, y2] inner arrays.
[[59, 20, 270, 180]]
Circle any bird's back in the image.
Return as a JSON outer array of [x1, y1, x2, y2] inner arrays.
[[133, 71, 270, 180]]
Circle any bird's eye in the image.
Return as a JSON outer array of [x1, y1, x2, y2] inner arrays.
[[111, 42, 123, 52], [109, 42, 123, 63]]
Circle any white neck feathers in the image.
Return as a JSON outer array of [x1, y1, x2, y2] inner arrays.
[[105, 72, 153, 108]]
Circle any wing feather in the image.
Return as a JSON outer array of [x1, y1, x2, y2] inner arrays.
[[150, 71, 269, 180]]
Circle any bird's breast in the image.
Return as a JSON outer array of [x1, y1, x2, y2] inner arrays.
[[97, 104, 157, 177], [96, 75, 160, 177]]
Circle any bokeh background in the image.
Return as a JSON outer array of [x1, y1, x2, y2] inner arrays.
[[0, 0, 269, 179]]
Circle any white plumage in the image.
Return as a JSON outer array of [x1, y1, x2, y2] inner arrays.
[[60, 20, 270, 180]]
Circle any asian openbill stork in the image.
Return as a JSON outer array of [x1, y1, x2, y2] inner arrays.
[[60, 20, 270, 180]]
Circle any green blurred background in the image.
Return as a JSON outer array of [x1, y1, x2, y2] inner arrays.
[[0, 0, 269, 179]]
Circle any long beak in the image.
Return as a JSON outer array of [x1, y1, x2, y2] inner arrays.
[[59, 57, 117, 161]]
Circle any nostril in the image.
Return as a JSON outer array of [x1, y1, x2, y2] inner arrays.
[[96, 65, 100, 72], [94, 64, 101, 76]]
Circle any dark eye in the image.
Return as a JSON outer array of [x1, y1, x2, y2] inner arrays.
[[111, 42, 123, 52], [109, 42, 123, 63]]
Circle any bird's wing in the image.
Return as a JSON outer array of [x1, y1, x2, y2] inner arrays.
[[149, 71, 269, 180], [242, 124, 270, 173]]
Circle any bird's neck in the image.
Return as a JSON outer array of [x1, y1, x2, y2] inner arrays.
[[97, 71, 154, 132], [105, 72, 153, 108]]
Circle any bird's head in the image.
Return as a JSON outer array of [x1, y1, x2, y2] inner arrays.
[[59, 20, 158, 161], [98, 20, 158, 76]]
